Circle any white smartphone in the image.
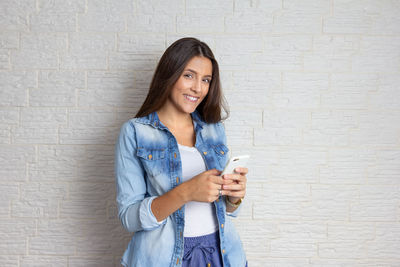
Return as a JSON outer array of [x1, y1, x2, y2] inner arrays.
[[221, 155, 250, 176]]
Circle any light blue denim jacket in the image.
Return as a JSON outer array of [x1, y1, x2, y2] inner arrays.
[[114, 111, 246, 267]]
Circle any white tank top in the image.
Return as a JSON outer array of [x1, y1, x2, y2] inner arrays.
[[178, 143, 219, 237]]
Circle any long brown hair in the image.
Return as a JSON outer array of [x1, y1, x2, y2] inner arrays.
[[135, 37, 229, 123]]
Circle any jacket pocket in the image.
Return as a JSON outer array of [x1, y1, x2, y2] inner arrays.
[[211, 144, 229, 169], [137, 147, 166, 177]]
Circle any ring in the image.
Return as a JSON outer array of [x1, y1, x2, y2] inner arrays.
[[218, 189, 222, 197]]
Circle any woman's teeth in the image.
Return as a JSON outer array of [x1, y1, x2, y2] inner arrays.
[[184, 95, 198, 102]]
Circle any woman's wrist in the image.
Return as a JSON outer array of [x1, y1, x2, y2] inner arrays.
[[226, 196, 242, 207]]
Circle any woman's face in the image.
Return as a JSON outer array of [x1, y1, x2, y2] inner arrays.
[[166, 56, 212, 115]]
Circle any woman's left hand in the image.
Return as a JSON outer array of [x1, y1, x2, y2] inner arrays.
[[221, 167, 248, 204]]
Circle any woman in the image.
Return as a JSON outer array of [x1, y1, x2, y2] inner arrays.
[[115, 37, 248, 267]]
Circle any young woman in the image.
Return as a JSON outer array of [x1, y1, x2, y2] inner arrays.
[[115, 37, 248, 267]]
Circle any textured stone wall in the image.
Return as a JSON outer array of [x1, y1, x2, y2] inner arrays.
[[1, 0, 400, 266]]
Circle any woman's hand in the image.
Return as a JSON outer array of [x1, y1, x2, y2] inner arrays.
[[221, 167, 248, 205], [184, 169, 228, 203]]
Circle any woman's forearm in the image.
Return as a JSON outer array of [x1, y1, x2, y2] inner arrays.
[[151, 182, 191, 222]]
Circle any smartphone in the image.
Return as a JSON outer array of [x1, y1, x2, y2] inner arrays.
[[221, 155, 250, 176]]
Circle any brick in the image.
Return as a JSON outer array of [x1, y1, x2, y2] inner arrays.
[[118, 34, 165, 53], [68, 107, 116, 127], [0, 71, 35, 107], [60, 50, 108, 70], [283, 0, 330, 14], [12, 126, 58, 144], [79, 72, 148, 107], [320, 148, 374, 184], [68, 256, 114, 266], [20, 256, 67, 267], [254, 199, 302, 220], [28, 145, 83, 182], [0, 50, 9, 69], [38, 0, 85, 12], [0, 256, 19, 267], [224, 108, 262, 128], [270, 238, 317, 257], [225, 13, 273, 33], [283, 72, 329, 92], [69, 33, 115, 52], [353, 36, 400, 73], [69, 182, 115, 202], [60, 200, 107, 219], [320, 73, 377, 109], [30, 71, 84, 107], [0, 125, 10, 144], [310, 258, 358, 266], [0, 219, 35, 254], [186, 0, 233, 16], [268, 148, 326, 183], [368, 150, 400, 184], [0, 145, 35, 182], [11, 49, 58, 69], [319, 240, 367, 259], [78, 86, 147, 109], [12, 198, 58, 218], [59, 126, 118, 145], [302, 185, 358, 221], [0, 108, 19, 124], [127, 14, 175, 33], [327, 222, 375, 241], [350, 185, 399, 222], [20, 107, 67, 127], [306, 110, 358, 146], [215, 35, 263, 55], [108, 52, 160, 71], [349, 110, 400, 147], [0, 184, 19, 201], [137, 0, 184, 15], [177, 15, 224, 34], [225, 126, 253, 147], [29, 235, 76, 255], [0, 32, 19, 49], [234, 220, 278, 255], [30, 11, 76, 32], [78, 12, 125, 32], [254, 127, 302, 146], [0, 0, 35, 31], [273, 11, 322, 33], [369, 73, 400, 109]]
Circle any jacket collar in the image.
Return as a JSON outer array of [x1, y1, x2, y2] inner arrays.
[[136, 110, 206, 130]]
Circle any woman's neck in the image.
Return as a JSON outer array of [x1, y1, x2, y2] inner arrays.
[[156, 105, 193, 130]]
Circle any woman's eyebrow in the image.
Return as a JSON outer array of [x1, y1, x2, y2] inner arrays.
[[185, 68, 212, 78]]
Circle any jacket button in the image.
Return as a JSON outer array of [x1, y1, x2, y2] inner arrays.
[[174, 153, 177, 159], [221, 223, 224, 228], [220, 151, 224, 154], [176, 257, 180, 265], [222, 249, 225, 254], [148, 154, 152, 160], [203, 151, 207, 155], [176, 177, 179, 183]]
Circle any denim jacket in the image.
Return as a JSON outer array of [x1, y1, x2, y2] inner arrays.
[[114, 111, 246, 267]]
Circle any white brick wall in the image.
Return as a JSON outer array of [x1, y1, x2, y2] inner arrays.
[[1, 0, 399, 266]]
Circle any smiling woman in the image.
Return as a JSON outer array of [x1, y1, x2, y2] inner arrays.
[[114, 37, 249, 267]]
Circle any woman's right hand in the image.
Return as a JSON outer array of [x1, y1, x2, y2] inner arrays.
[[184, 169, 230, 203]]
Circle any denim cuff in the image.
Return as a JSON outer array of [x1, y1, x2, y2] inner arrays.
[[139, 196, 167, 230]]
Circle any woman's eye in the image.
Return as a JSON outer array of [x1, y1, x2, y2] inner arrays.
[[203, 78, 211, 83], [184, 73, 192, 78]]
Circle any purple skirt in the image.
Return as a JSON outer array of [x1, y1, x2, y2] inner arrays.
[[182, 231, 248, 267]]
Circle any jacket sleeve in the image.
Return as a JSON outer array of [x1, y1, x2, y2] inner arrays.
[[114, 121, 167, 233]]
